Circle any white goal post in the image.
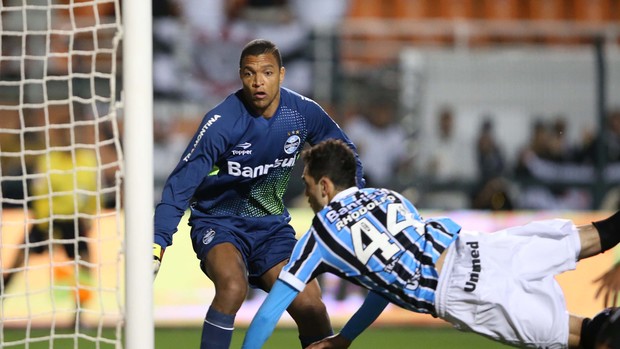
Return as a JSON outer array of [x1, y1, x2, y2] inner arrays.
[[0, 0, 154, 348], [122, 0, 154, 348]]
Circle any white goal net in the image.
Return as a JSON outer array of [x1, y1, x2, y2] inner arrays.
[[0, 0, 125, 347]]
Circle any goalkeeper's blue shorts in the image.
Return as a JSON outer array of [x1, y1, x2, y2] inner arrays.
[[190, 214, 297, 288]]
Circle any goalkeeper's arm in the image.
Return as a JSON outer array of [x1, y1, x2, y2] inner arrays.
[[153, 244, 165, 278]]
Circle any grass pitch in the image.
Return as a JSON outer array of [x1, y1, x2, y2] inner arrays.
[[229, 326, 510, 349], [1, 326, 510, 348]]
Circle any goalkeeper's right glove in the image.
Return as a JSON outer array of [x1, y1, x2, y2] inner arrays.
[[153, 244, 165, 279]]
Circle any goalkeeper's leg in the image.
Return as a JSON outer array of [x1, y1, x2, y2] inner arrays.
[[288, 279, 333, 347], [200, 243, 248, 349], [258, 260, 333, 348]]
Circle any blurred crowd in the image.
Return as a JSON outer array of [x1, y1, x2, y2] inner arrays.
[[147, 0, 620, 212], [0, 102, 121, 210], [2, 0, 620, 212], [152, 0, 350, 103], [414, 106, 620, 212], [153, 0, 620, 214], [150, 100, 620, 213]]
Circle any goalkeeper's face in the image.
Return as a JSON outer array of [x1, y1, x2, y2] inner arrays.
[[239, 53, 285, 119]]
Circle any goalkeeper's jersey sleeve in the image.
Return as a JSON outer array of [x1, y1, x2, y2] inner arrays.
[[154, 87, 364, 247], [279, 187, 461, 315]]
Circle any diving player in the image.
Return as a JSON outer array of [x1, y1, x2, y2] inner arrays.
[[242, 139, 620, 349]]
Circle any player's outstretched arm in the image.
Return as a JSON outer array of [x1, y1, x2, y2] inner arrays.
[[594, 261, 620, 308], [241, 280, 300, 349]]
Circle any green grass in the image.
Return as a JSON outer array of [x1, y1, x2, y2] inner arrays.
[[232, 326, 511, 349], [1, 326, 510, 348]]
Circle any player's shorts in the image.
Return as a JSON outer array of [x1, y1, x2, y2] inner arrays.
[[190, 214, 297, 288], [435, 219, 581, 349]]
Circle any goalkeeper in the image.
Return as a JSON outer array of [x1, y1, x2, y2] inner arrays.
[[152, 39, 365, 349], [242, 139, 620, 349]]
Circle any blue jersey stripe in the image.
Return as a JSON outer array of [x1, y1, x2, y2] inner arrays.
[[282, 188, 461, 314]]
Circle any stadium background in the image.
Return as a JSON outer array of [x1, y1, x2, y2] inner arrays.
[[2, 0, 620, 347]]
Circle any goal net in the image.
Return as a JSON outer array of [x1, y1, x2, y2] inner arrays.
[[0, 0, 124, 347]]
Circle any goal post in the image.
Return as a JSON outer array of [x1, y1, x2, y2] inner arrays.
[[122, 0, 154, 348], [0, 0, 154, 348]]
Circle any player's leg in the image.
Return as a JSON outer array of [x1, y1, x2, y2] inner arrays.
[[577, 223, 603, 260], [3, 224, 47, 294], [201, 242, 248, 349], [75, 219, 92, 264], [437, 227, 582, 348], [574, 308, 619, 349], [258, 260, 333, 348], [250, 218, 333, 348], [578, 210, 620, 260], [57, 219, 93, 306], [568, 315, 585, 348], [2, 244, 25, 294]]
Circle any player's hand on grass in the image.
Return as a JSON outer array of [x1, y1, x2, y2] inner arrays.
[[153, 244, 165, 279], [305, 333, 351, 349], [594, 261, 620, 307]]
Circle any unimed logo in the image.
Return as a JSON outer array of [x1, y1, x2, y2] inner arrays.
[[464, 241, 481, 292]]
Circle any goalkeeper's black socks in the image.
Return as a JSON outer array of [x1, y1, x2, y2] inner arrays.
[[592, 210, 620, 253], [201, 306, 235, 349]]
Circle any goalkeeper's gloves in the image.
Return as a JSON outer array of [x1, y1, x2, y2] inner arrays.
[[153, 244, 165, 279]]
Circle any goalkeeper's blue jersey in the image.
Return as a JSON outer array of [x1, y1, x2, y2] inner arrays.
[[154, 87, 364, 248], [279, 187, 461, 315]]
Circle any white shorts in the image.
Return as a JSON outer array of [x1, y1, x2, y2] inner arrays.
[[435, 219, 581, 349]]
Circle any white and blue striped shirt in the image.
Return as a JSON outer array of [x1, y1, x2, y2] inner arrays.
[[281, 187, 461, 315], [241, 187, 462, 348]]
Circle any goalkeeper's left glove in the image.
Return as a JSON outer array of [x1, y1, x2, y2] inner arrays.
[[153, 244, 165, 279]]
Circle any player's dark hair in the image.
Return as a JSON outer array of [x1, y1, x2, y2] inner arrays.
[[302, 139, 357, 189], [239, 39, 282, 68]]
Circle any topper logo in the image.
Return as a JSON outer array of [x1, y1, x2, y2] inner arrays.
[[233, 143, 253, 156]]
